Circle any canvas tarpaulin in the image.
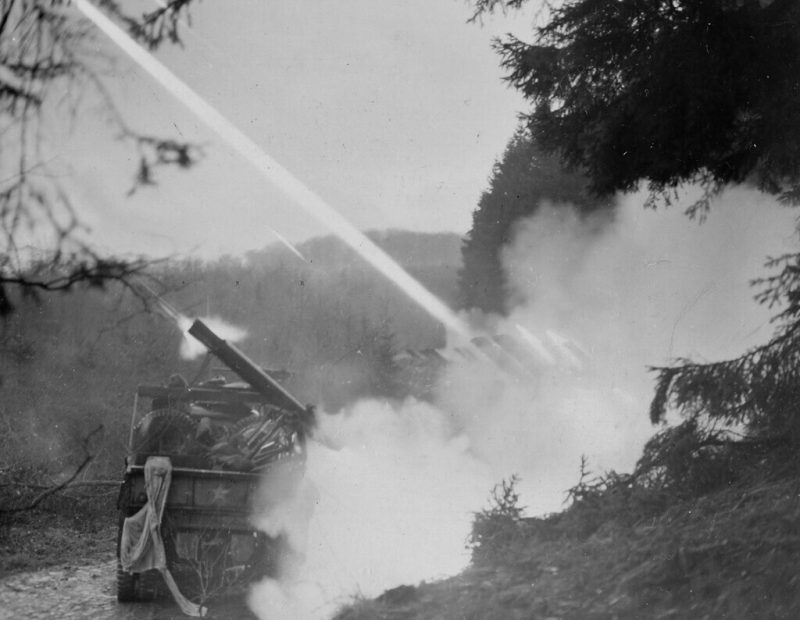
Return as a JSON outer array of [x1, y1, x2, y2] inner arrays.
[[119, 456, 206, 617]]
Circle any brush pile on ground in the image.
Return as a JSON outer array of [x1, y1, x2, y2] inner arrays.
[[0, 464, 116, 577], [334, 427, 800, 620]]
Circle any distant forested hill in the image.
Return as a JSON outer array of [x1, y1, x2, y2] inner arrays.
[[295, 229, 462, 272], [158, 229, 462, 409], [212, 229, 463, 352], [0, 230, 463, 478]]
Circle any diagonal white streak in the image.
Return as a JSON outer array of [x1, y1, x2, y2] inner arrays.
[[267, 226, 308, 263], [74, 0, 469, 339]]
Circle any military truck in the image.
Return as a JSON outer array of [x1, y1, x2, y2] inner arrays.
[[115, 319, 313, 610]]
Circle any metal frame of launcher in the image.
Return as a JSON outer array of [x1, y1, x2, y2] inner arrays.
[[127, 319, 314, 470], [115, 319, 314, 607]]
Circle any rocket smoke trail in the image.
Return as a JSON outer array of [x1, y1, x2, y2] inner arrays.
[[130, 280, 192, 331], [74, 0, 469, 340], [267, 226, 309, 263]]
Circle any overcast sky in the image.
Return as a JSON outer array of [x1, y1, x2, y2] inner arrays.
[[54, 0, 537, 259]]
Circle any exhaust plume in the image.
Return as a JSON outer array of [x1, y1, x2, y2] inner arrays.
[[481, 188, 798, 512], [179, 316, 248, 359], [132, 282, 248, 359], [249, 188, 797, 619], [250, 400, 494, 619]]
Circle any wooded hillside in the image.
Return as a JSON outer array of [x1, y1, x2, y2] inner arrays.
[[0, 230, 462, 482]]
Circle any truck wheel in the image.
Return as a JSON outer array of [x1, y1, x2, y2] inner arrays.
[[116, 560, 138, 602]]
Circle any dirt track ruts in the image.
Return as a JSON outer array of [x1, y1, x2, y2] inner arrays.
[[0, 561, 254, 620]]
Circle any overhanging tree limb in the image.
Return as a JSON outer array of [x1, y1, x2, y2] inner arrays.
[[472, 0, 800, 207], [0, 0, 204, 310]]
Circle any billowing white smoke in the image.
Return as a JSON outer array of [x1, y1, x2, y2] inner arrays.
[[250, 399, 494, 619], [250, 186, 798, 618], [477, 187, 797, 513]]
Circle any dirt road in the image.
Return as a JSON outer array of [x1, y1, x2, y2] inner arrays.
[[0, 561, 255, 620]]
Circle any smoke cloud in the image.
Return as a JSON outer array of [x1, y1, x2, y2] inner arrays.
[[250, 399, 494, 619], [486, 187, 798, 512], [250, 186, 798, 618]]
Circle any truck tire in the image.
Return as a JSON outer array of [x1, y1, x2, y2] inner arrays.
[[116, 560, 138, 602]]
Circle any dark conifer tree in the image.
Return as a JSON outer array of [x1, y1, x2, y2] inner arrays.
[[472, 0, 800, 209], [459, 129, 611, 314]]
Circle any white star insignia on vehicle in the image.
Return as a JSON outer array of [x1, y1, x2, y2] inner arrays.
[[210, 484, 230, 504]]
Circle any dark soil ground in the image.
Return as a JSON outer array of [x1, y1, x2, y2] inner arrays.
[[0, 487, 117, 578], [0, 493, 258, 620]]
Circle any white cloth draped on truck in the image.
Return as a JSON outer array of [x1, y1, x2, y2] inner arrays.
[[119, 456, 206, 617]]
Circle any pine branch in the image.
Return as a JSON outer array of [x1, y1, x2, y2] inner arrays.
[[649, 320, 800, 431]]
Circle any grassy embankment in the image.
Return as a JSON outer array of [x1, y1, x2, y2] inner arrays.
[[335, 445, 800, 620]]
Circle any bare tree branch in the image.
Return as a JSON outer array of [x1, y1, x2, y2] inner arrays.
[[0, 424, 104, 514], [0, 1, 205, 311]]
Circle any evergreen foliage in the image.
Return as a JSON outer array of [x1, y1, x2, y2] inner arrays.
[[459, 129, 612, 314], [473, 0, 800, 208], [468, 475, 525, 565], [650, 251, 800, 452]]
